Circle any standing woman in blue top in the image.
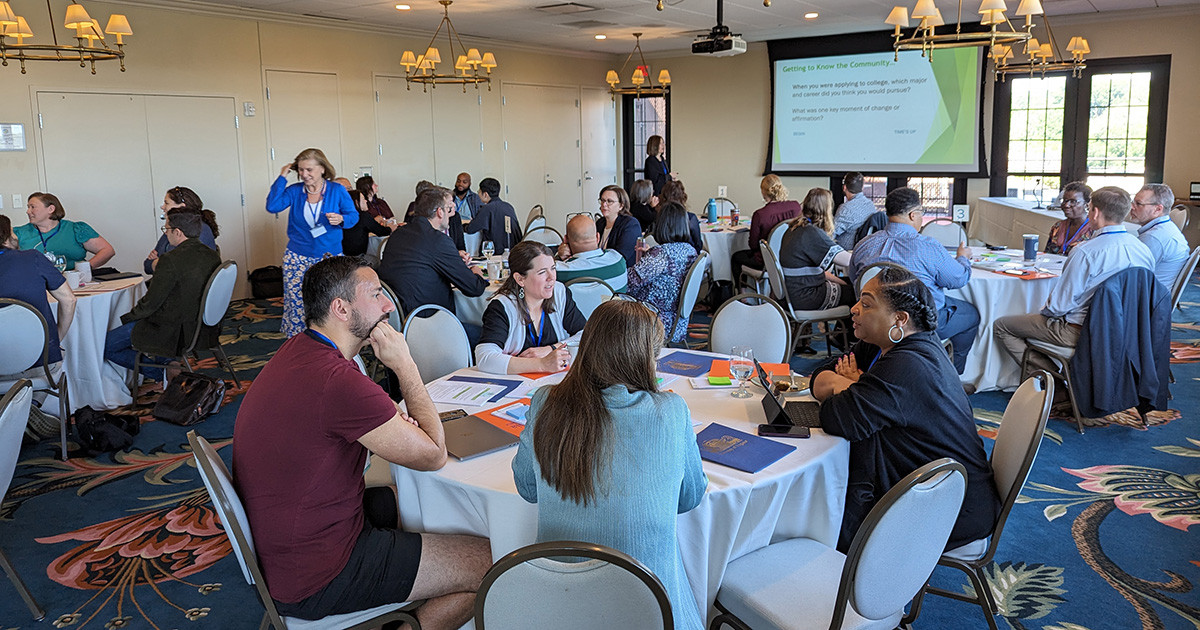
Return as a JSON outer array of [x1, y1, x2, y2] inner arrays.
[[16, 192, 115, 270], [512, 299, 708, 630], [266, 147, 358, 337], [595, 185, 641, 267], [643, 134, 677, 196]]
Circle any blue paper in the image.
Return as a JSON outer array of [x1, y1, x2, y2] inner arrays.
[[696, 423, 795, 474], [503, 403, 529, 421], [447, 375, 522, 403], [656, 351, 715, 378]]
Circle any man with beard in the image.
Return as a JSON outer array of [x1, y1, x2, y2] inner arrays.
[[233, 256, 491, 629], [451, 172, 481, 223]]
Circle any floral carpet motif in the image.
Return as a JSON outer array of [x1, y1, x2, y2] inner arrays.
[[1, 285, 1198, 629]]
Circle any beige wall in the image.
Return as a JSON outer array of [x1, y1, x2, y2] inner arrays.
[[658, 9, 1200, 214], [0, 2, 612, 271]]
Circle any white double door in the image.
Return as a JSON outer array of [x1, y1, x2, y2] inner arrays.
[[36, 91, 247, 294]]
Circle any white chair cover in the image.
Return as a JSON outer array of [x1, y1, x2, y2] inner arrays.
[[404, 305, 473, 383], [677, 251, 710, 323], [919, 220, 968, 248], [203, 261, 239, 327], [524, 225, 563, 247], [0, 301, 46, 375], [1170, 246, 1200, 311], [709, 295, 791, 363], [381, 281, 405, 333], [525, 205, 546, 233], [564, 279, 615, 320], [0, 381, 33, 500]]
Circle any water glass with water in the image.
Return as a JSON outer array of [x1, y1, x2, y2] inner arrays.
[[730, 345, 754, 399], [482, 240, 495, 258]]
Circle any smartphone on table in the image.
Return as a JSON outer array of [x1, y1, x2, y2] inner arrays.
[[757, 424, 810, 438]]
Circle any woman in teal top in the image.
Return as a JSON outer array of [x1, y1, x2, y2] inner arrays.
[[16, 192, 115, 269], [512, 299, 708, 630]]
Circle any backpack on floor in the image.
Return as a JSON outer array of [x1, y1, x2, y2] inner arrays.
[[153, 372, 226, 426]]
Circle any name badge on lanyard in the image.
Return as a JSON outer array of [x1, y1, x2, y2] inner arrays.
[[306, 200, 326, 238]]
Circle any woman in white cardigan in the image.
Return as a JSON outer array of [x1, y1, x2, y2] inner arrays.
[[475, 241, 587, 374]]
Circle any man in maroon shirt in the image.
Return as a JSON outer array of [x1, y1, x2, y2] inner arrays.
[[233, 256, 490, 629]]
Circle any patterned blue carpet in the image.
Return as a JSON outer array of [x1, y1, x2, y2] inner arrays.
[[1, 277, 1197, 629]]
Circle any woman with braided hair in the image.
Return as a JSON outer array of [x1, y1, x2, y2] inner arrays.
[[811, 266, 999, 552]]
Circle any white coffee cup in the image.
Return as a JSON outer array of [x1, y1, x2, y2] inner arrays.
[[74, 261, 92, 283], [565, 339, 581, 365], [64, 270, 83, 289]]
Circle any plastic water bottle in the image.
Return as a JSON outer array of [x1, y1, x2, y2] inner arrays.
[[706, 198, 718, 224]]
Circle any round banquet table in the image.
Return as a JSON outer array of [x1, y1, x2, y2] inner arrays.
[[391, 352, 849, 627], [452, 280, 503, 328], [51, 276, 147, 412], [949, 247, 1065, 392], [700, 218, 751, 283]]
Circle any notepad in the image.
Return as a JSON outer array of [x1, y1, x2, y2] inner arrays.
[[709, 360, 790, 379], [696, 423, 795, 474]]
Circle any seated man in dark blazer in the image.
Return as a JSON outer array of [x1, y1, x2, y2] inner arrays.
[[104, 209, 222, 378], [378, 186, 489, 339], [464, 177, 522, 256]]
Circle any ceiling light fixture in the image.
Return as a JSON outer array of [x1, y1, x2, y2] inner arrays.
[[0, 1, 132, 74], [604, 32, 669, 100], [400, 0, 496, 92], [395, 4, 411, 9], [990, 10, 1088, 80], [595, 34, 606, 39], [804, 12, 818, 19], [884, 0, 1036, 63]]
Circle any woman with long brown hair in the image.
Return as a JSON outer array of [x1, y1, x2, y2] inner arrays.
[[144, 186, 219, 274], [475, 241, 586, 374], [512, 299, 707, 630], [778, 187, 854, 311]]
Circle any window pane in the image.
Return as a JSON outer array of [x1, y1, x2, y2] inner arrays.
[[862, 176, 887, 212], [907, 177, 953, 218], [1006, 75, 1065, 184], [1086, 71, 1152, 180], [1086, 175, 1145, 195], [631, 96, 666, 176], [1006, 175, 1059, 204]]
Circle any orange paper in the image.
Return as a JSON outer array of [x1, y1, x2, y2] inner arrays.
[[710, 360, 790, 378], [473, 398, 532, 437], [518, 371, 554, 380]]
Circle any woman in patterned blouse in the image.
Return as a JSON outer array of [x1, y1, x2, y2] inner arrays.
[[1045, 181, 1095, 255], [627, 201, 699, 343]]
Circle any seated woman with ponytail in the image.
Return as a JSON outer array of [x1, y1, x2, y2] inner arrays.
[[811, 266, 999, 553]]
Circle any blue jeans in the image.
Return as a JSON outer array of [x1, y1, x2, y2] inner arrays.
[[104, 322, 171, 379], [938, 296, 980, 375]]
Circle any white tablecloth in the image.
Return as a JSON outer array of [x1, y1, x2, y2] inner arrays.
[[453, 281, 502, 328], [700, 220, 751, 283], [949, 247, 1062, 392], [969, 197, 1140, 250], [392, 356, 850, 625], [54, 277, 146, 412]]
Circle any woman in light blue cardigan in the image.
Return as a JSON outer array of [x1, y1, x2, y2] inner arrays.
[[512, 299, 708, 630], [266, 147, 357, 337]]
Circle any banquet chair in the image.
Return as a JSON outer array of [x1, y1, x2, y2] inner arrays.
[[187, 431, 422, 630], [523, 225, 564, 248], [671, 250, 710, 348], [709, 458, 967, 630], [0, 380, 45, 621], [919, 219, 968, 249], [376, 235, 390, 263], [1170, 204, 1189, 231], [525, 204, 546, 233], [1170, 246, 1200, 312], [369, 281, 406, 381], [564, 277, 616, 319], [852, 262, 953, 360], [0, 298, 70, 460], [906, 372, 1053, 630], [475, 540, 672, 630], [403, 304, 473, 383], [761, 247, 850, 357], [740, 222, 790, 294], [709, 293, 792, 363], [131, 260, 241, 405]]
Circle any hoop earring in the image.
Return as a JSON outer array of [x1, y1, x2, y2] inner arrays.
[[888, 323, 904, 343], [518, 287, 525, 300]]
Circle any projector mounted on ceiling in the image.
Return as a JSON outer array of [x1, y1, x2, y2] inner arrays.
[[690, 0, 747, 57], [692, 24, 746, 57]]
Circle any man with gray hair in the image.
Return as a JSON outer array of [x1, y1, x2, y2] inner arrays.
[[994, 186, 1155, 379], [1131, 183, 1189, 290]]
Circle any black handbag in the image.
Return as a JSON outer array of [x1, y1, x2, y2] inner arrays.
[[74, 405, 141, 455], [153, 372, 226, 426], [248, 265, 284, 299]]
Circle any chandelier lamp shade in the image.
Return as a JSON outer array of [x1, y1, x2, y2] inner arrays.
[[884, 0, 1088, 79], [400, 0, 496, 92], [605, 33, 670, 99], [0, 1, 132, 74]]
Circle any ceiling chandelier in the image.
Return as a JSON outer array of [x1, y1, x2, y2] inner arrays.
[[884, 0, 1038, 61], [990, 13, 1089, 80], [399, 0, 496, 92], [0, 1, 132, 74], [605, 33, 670, 99]]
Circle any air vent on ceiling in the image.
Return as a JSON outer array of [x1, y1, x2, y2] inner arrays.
[[535, 3, 599, 14], [303, 13, 347, 21], [563, 19, 618, 29]]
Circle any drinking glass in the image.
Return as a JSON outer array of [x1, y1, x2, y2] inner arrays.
[[730, 345, 754, 399], [54, 256, 67, 274], [482, 240, 495, 258]]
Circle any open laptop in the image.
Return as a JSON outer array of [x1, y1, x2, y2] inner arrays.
[[755, 360, 822, 429], [443, 415, 519, 461]]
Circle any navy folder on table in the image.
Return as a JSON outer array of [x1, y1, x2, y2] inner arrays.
[[656, 351, 714, 378], [696, 423, 795, 474]]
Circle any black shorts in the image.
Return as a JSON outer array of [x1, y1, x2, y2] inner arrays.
[[274, 498, 422, 620]]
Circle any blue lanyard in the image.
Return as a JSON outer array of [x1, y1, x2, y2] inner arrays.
[[37, 223, 63, 252], [1095, 227, 1126, 238], [527, 309, 546, 348], [1061, 217, 1089, 248], [868, 349, 882, 370], [660, 157, 669, 175], [1143, 216, 1172, 231], [305, 328, 338, 350]]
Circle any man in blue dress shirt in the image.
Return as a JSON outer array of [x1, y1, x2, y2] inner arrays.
[[1131, 183, 1189, 291], [831, 172, 878, 250], [848, 187, 979, 374], [994, 186, 1155, 378]]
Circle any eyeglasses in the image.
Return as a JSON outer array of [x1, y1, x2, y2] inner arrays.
[[1062, 199, 1085, 207], [599, 198, 620, 206], [1133, 201, 1161, 207], [160, 226, 177, 233], [611, 294, 660, 314]]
